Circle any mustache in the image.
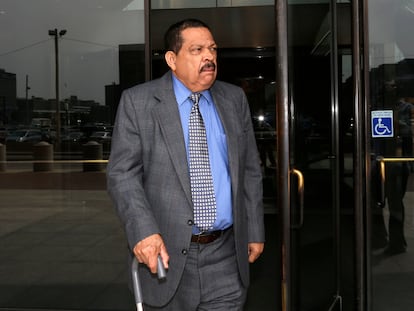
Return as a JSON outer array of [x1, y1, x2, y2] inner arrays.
[[200, 62, 216, 72]]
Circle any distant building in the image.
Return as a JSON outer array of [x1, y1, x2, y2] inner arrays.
[[119, 44, 145, 90], [104, 44, 145, 125], [0, 69, 17, 126], [105, 83, 121, 124]]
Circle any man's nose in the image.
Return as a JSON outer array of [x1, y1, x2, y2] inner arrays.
[[202, 47, 215, 60]]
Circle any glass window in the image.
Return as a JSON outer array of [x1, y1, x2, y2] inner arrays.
[[0, 1, 144, 309], [151, 0, 274, 9], [368, 0, 414, 310]]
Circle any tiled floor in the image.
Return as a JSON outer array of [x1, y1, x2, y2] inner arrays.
[[0, 188, 134, 310], [371, 191, 414, 311], [1, 171, 413, 311], [0, 182, 278, 311]]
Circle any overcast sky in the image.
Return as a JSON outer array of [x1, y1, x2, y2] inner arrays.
[[0, 0, 145, 105], [0, 0, 413, 104]]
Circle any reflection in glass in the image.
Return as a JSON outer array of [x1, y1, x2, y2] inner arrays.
[[0, 1, 144, 310], [369, 0, 414, 310]]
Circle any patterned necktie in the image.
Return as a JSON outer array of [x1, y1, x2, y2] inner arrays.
[[188, 93, 217, 232]]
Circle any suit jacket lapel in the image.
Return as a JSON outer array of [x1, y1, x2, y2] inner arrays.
[[152, 75, 193, 207]]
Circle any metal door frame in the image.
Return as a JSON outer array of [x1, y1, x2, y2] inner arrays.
[[274, 1, 290, 309], [275, 0, 369, 310], [144, 0, 370, 309]]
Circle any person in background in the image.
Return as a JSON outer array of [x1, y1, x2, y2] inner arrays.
[[383, 95, 414, 255], [371, 80, 414, 256], [107, 18, 265, 310]]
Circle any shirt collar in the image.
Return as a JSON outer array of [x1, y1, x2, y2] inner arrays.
[[172, 73, 213, 106]]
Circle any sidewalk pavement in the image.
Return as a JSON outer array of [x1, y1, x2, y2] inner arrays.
[[0, 168, 137, 311], [0, 169, 278, 311]]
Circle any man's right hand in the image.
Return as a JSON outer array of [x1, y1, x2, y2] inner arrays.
[[133, 234, 169, 273]]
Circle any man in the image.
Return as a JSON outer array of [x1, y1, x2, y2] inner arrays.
[[383, 96, 414, 255], [107, 19, 265, 310], [371, 81, 414, 256]]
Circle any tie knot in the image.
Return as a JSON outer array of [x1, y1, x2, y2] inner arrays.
[[190, 93, 201, 105]]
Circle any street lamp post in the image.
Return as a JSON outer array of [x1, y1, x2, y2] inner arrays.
[[25, 74, 31, 125], [48, 28, 66, 148]]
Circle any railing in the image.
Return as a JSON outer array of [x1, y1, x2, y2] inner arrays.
[[376, 156, 414, 206], [0, 141, 108, 172]]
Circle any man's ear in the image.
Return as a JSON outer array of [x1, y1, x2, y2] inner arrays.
[[165, 51, 176, 70]]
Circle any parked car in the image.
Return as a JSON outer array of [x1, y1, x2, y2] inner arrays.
[[61, 131, 87, 151], [62, 131, 86, 144], [40, 128, 57, 144], [6, 129, 43, 144], [0, 128, 7, 144], [89, 131, 112, 144]]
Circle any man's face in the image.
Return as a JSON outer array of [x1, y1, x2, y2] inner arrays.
[[165, 27, 217, 92]]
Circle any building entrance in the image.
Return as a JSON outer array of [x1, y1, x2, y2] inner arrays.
[[148, 1, 414, 310], [277, 2, 354, 310], [148, 1, 354, 310], [367, 0, 414, 310]]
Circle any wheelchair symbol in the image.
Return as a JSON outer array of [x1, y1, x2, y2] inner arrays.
[[374, 118, 391, 135], [371, 110, 393, 138]]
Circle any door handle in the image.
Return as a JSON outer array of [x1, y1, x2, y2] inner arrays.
[[376, 156, 386, 207], [376, 156, 414, 207], [291, 168, 304, 229]]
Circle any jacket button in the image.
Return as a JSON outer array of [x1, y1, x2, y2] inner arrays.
[[181, 249, 188, 255], [187, 220, 194, 226]]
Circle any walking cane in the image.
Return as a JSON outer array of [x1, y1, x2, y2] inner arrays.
[[132, 255, 167, 311]]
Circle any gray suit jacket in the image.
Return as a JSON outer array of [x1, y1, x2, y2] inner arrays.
[[107, 71, 264, 307]]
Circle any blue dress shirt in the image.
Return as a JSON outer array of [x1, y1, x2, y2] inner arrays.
[[172, 75, 233, 233]]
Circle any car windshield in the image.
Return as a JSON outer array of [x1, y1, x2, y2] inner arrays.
[[91, 132, 106, 137], [70, 132, 82, 138], [9, 130, 27, 137]]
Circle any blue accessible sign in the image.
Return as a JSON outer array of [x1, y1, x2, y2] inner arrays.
[[371, 110, 394, 138]]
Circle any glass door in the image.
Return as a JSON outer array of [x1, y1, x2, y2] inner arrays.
[[279, 1, 355, 310], [367, 0, 414, 310], [148, 2, 360, 310], [288, 1, 341, 309]]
